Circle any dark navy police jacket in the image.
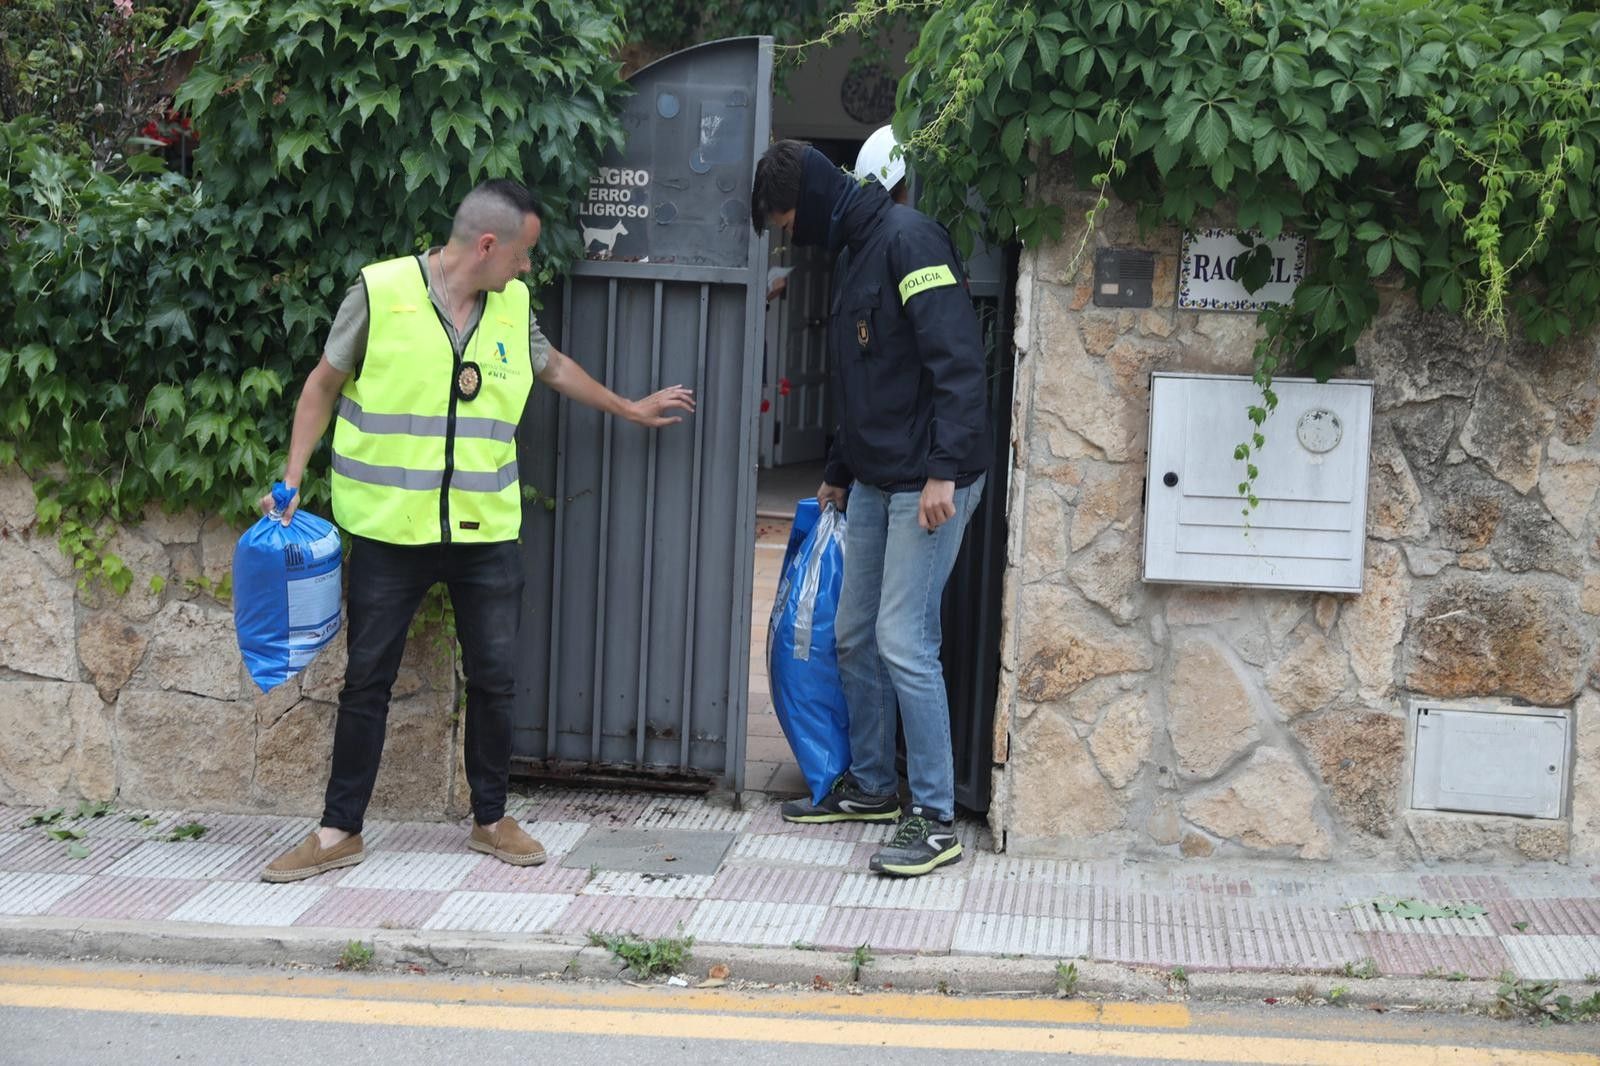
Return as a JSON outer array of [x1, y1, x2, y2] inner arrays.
[[789, 150, 989, 492]]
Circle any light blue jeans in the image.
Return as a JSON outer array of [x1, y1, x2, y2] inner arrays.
[[835, 474, 986, 823]]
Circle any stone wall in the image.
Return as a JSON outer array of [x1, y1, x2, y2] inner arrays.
[[993, 175, 1600, 866], [0, 467, 467, 819]]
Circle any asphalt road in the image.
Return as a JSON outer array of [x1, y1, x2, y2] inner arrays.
[[1, 958, 1595, 1066]]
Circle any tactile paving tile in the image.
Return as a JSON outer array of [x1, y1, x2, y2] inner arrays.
[[962, 878, 1094, 920], [292, 887, 449, 929], [812, 907, 957, 954], [167, 881, 327, 926], [1485, 898, 1600, 937], [0, 872, 92, 915], [707, 865, 843, 906], [951, 911, 1090, 957], [335, 851, 483, 892], [632, 798, 752, 834], [552, 895, 699, 939], [1360, 932, 1512, 979], [832, 872, 968, 911], [682, 899, 828, 946], [728, 834, 856, 868], [43, 875, 206, 922], [0, 833, 141, 876], [582, 871, 714, 899], [459, 859, 590, 894], [1343, 900, 1497, 938], [524, 790, 658, 828], [102, 842, 251, 881], [420, 891, 571, 933], [742, 807, 894, 843], [363, 822, 474, 853], [517, 821, 594, 859], [1500, 935, 1600, 981], [963, 853, 1096, 885]]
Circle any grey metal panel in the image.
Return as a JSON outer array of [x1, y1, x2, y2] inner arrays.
[[514, 38, 772, 791]]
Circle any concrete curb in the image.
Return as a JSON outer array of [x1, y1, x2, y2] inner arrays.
[[0, 915, 1533, 1014]]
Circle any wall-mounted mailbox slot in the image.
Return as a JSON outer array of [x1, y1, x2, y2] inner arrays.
[[1142, 372, 1374, 592], [1409, 702, 1570, 819]]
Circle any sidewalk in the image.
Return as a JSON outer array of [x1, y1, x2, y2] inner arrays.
[[3, 789, 1599, 989]]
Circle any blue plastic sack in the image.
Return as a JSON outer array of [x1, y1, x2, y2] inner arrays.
[[766, 498, 851, 805], [233, 483, 344, 693]]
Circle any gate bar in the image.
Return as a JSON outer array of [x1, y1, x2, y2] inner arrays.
[[590, 279, 619, 763], [677, 284, 710, 770], [633, 281, 664, 764]]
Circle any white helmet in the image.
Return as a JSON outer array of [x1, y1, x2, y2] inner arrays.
[[854, 125, 906, 192]]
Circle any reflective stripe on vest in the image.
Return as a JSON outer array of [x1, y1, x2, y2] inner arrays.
[[331, 255, 534, 545]]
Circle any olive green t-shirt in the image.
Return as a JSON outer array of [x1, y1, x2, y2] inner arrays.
[[324, 249, 552, 375]]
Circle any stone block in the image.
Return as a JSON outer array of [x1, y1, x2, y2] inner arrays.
[[1573, 691, 1600, 863], [1067, 530, 1143, 625], [1068, 464, 1141, 551], [254, 694, 335, 815], [1164, 587, 1246, 625], [0, 534, 77, 681], [116, 690, 255, 809], [1339, 544, 1410, 702], [0, 466, 37, 530], [1515, 824, 1568, 862], [1405, 810, 1521, 862], [1166, 637, 1261, 780], [1366, 423, 1429, 540], [1538, 439, 1600, 537], [135, 600, 245, 701], [1360, 309, 1499, 411], [139, 503, 201, 544], [1293, 709, 1404, 838], [1432, 467, 1506, 552], [1405, 577, 1586, 706], [1458, 363, 1554, 493], [1015, 583, 1153, 702], [1021, 482, 1070, 583], [1004, 705, 1125, 843], [1559, 394, 1599, 447], [1088, 691, 1153, 789], [1402, 545, 1455, 578], [99, 526, 169, 622], [1584, 574, 1600, 615], [1146, 800, 1181, 846], [1493, 493, 1582, 578], [1264, 625, 1351, 719], [367, 688, 454, 819], [0, 681, 113, 804], [1389, 402, 1463, 480], [199, 514, 243, 587], [1179, 832, 1214, 858], [1181, 746, 1332, 859], [78, 610, 149, 703]]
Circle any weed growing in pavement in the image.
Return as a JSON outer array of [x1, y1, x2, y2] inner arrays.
[[1339, 958, 1380, 980], [1167, 966, 1189, 990], [1293, 982, 1317, 1004], [848, 943, 874, 982], [791, 941, 816, 951], [589, 931, 695, 979], [1055, 962, 1080, 999], [1328, 985, 1349, 1006], [164, 822, 208, 842], [1494, 973, 1600, 1024], [336, 941, 375, 972]]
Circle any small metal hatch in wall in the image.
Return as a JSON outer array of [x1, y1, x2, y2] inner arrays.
[[1143, 373, 1374, 592], [1409, 701, 1570, 819], [1094, 249, 1155, 307]]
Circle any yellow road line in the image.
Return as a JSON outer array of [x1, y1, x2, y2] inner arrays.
[[0, 982, 1594, 1066], [0, 961, 1187, 1028]]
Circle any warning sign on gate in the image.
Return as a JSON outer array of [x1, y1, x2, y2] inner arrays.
[[579, 167, 652, 260]]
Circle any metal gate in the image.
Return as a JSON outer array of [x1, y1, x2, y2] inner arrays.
[[512, 38, 773, 792]]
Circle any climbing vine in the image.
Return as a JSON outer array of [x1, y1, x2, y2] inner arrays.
[[808, 0, 1600, 505], [1, 0, 630, 587]]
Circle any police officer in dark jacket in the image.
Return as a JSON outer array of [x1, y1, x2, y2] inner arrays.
[[752, 140, 988, 877]]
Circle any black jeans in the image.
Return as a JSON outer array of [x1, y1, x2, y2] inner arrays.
[[322, 536, 524, 833]]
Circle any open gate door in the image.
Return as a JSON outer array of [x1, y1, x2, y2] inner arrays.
[[513, 37, 773, 792]]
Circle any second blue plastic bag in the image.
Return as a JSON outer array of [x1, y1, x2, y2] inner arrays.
[[767, 498, 851, 805], [233, 484, 344, 693]]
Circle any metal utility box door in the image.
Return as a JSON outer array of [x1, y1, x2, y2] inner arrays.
[[513, 38, 772, 791], [1143, 372, 1374, 592], [1410, 703, 1571, 819]]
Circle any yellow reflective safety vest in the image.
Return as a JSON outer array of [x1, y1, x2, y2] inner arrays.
[[331, 256, 534, 545]]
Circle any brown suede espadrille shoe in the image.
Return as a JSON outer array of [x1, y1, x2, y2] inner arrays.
[[261, 831, 365, 883], [467, 816, 546, 866]]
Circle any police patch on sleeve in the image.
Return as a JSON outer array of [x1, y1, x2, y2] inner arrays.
[[897, 264, 958, 303]]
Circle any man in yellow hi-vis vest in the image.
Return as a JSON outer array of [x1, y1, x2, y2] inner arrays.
[[258, 180, 693, 883]]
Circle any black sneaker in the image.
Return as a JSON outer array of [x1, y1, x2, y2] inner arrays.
[[781, 774, 900, 823], [869, 806, 962, 876]]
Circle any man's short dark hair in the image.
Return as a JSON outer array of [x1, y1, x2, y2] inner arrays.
[[452, 178, 544, 242], [750, 139, 808, 235]]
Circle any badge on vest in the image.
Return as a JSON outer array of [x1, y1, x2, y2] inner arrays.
[[856, 318, 871, 349], [456, 361, 482, 401]]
